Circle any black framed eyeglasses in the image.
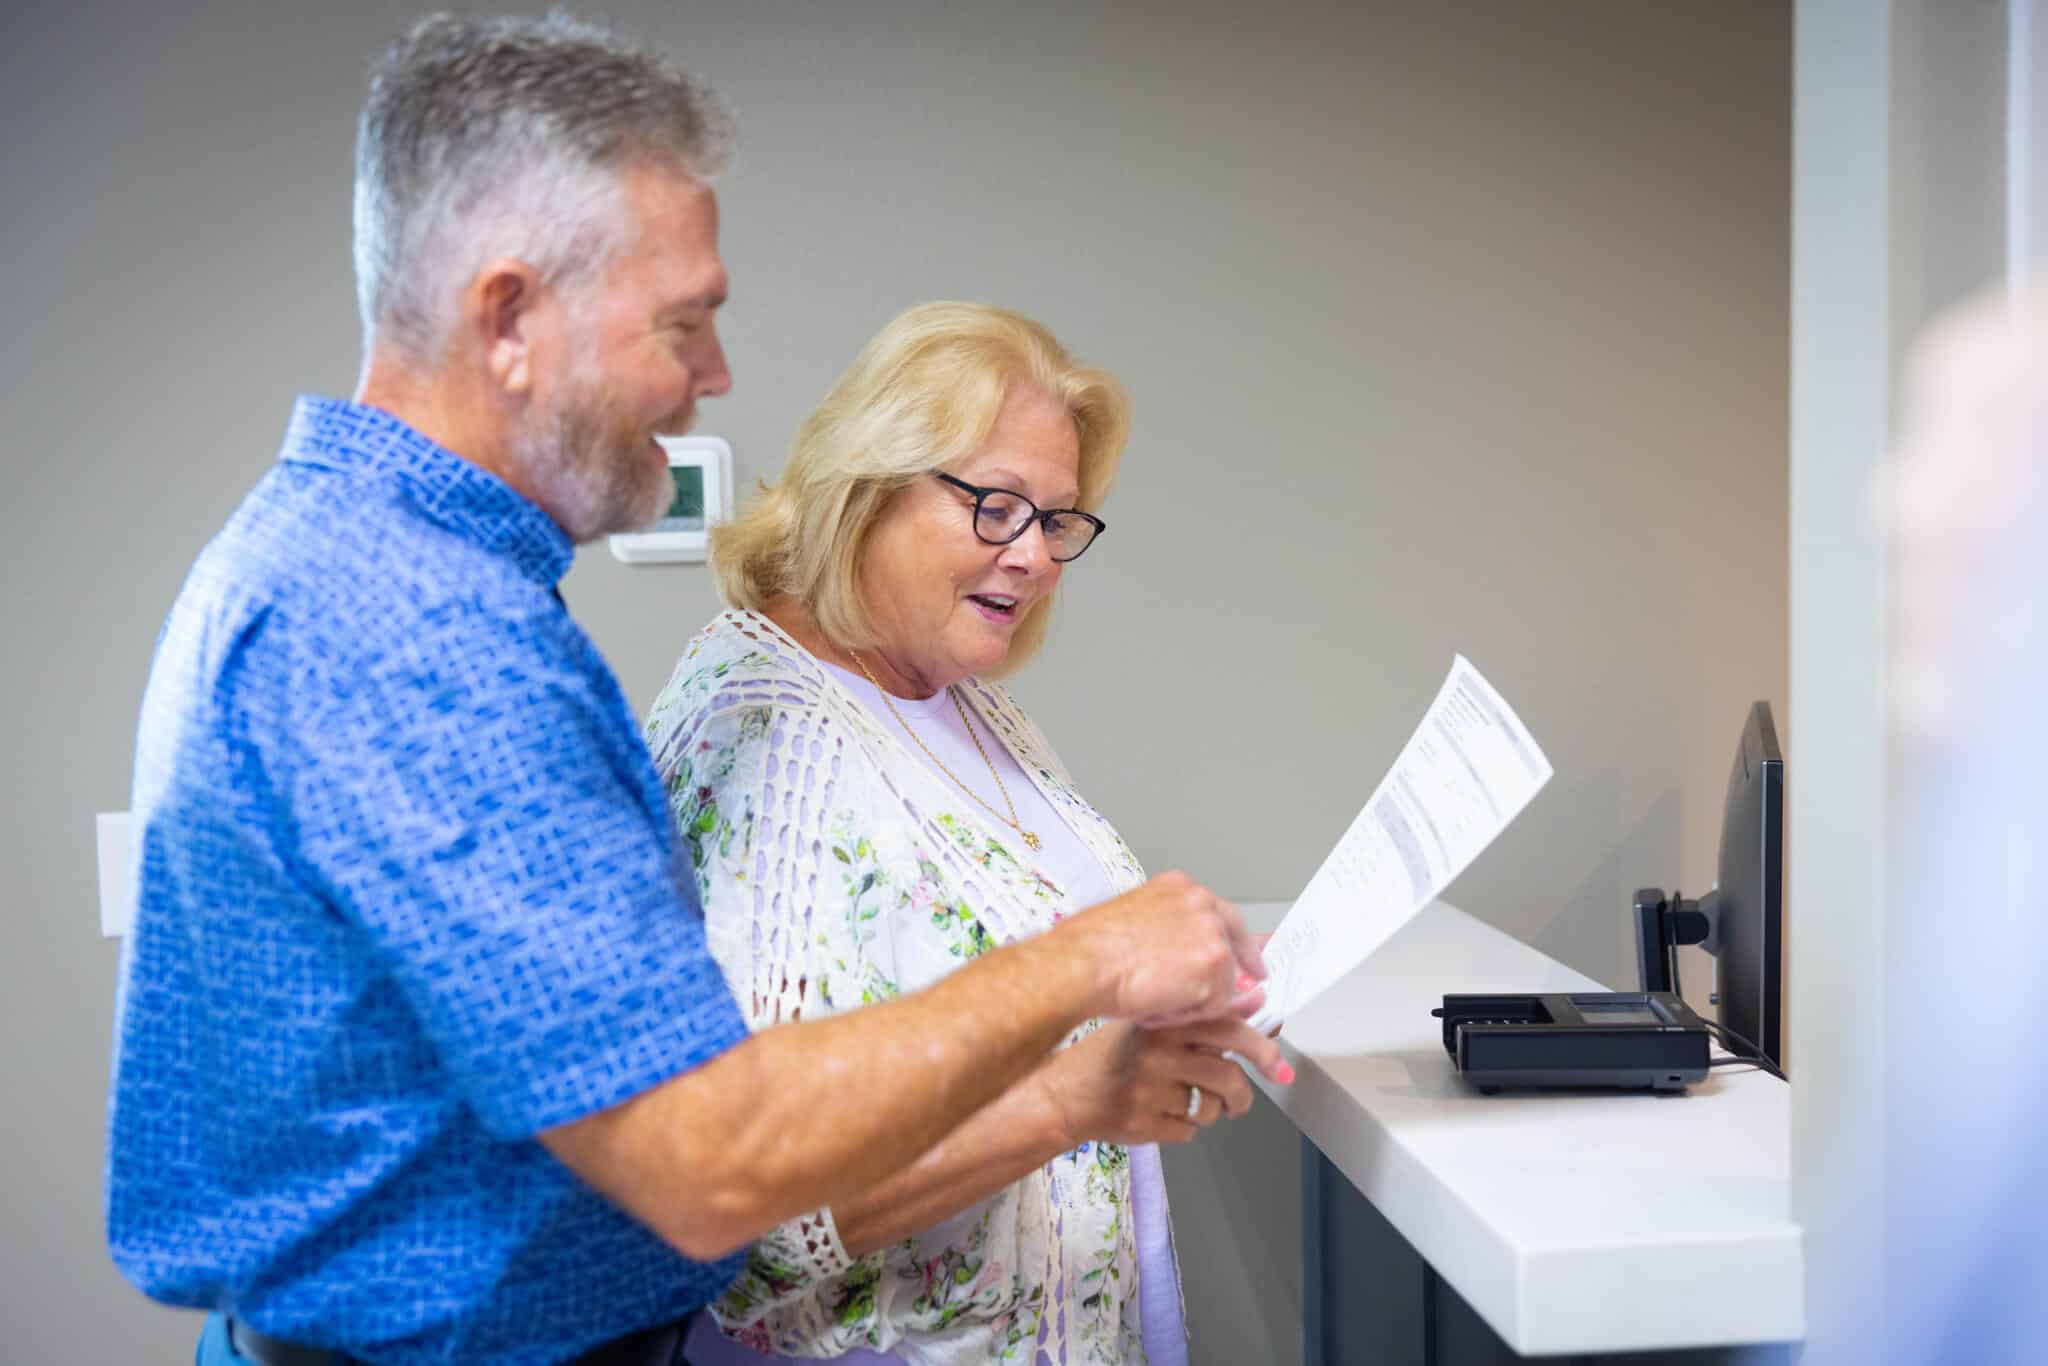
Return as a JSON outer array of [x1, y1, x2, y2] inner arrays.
[[934, 473, 1107, 562]]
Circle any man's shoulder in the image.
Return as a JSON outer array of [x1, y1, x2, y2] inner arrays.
[[231, 462, 550, 620], [164, 465, 565, 705]]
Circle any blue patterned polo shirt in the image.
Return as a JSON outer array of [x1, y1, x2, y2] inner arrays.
[[107, 396, 751, 1364]]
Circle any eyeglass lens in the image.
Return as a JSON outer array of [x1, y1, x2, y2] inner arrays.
[[973, 489, 1098, 560]]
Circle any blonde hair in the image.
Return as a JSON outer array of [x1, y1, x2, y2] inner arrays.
[[711, 301, 1130, 675]]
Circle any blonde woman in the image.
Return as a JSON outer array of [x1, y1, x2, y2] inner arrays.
[[650, 303, 1284, 1366]]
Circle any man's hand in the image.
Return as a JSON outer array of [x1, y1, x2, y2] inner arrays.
[[1053, 871, 1266, 1025], [1038, 1017, 1292, 1146], [542, 873, 1269, 1262]]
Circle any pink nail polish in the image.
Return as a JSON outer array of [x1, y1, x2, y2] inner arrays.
[[1276, 1062, 1296, 1085], [1235, 972, 1256, 994]]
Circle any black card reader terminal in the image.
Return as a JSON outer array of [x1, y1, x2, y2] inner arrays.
[[1433, 991, 1712, 1094]]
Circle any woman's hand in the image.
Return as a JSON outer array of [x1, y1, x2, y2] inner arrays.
[[1037, 1017, 1292, 1147]]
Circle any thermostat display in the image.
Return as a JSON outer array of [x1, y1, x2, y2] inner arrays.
[[657, 464, 706, 530], [609, 435, 733, 564]]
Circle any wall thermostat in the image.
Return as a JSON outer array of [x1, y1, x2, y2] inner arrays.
[[608, 434, 734, 564]]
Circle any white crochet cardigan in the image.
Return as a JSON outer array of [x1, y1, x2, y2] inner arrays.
[[643, 610, 1153, 1365]]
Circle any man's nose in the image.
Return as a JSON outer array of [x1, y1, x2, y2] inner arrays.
[[694, 328, 733, 399]]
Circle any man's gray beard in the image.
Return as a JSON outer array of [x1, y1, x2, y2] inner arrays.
[[515, 388, 672, 544]]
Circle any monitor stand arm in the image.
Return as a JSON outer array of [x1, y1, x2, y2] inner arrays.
[[1632, 887, 1724, 993]]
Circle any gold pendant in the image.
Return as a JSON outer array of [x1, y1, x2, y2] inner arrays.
[[1023, 830, 1042, 852]]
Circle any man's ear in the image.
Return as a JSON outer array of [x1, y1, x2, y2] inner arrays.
[[467, 258, 547, 398]]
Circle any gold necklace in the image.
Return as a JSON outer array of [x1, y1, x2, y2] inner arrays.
[[852, 652, 1042, 853]]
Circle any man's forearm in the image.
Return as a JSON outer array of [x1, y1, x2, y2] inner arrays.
[[542, 922, 1103, 1260], [827, 1054, 1073, 1257]]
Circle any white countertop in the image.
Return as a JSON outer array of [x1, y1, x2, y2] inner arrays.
[[1243, 899, 1804, 1356]]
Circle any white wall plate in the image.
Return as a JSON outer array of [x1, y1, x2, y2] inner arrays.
[[98, 810, 134, 938], [608, 434, 734, 564]]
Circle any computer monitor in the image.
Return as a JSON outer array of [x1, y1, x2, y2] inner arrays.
[[1632, 701, 1785, 1069]]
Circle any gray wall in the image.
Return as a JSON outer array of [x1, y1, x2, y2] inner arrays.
[[0, 2, 1788, 1361]]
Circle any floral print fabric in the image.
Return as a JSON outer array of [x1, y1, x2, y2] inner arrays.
[[644, 612, 1154, 1366]]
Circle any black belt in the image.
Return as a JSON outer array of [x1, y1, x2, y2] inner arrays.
[[226, 1316, 687, 1366]]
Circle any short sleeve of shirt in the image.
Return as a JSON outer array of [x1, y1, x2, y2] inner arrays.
[[281, 597, 748, 1139]]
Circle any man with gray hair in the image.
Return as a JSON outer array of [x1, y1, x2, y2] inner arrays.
[[105, 14, 1277, 1366]]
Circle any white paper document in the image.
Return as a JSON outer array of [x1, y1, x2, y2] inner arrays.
[[1250, 656, 1552, 1031]]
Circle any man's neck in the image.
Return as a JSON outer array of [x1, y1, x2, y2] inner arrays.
[[354, 349, 535, 506]]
